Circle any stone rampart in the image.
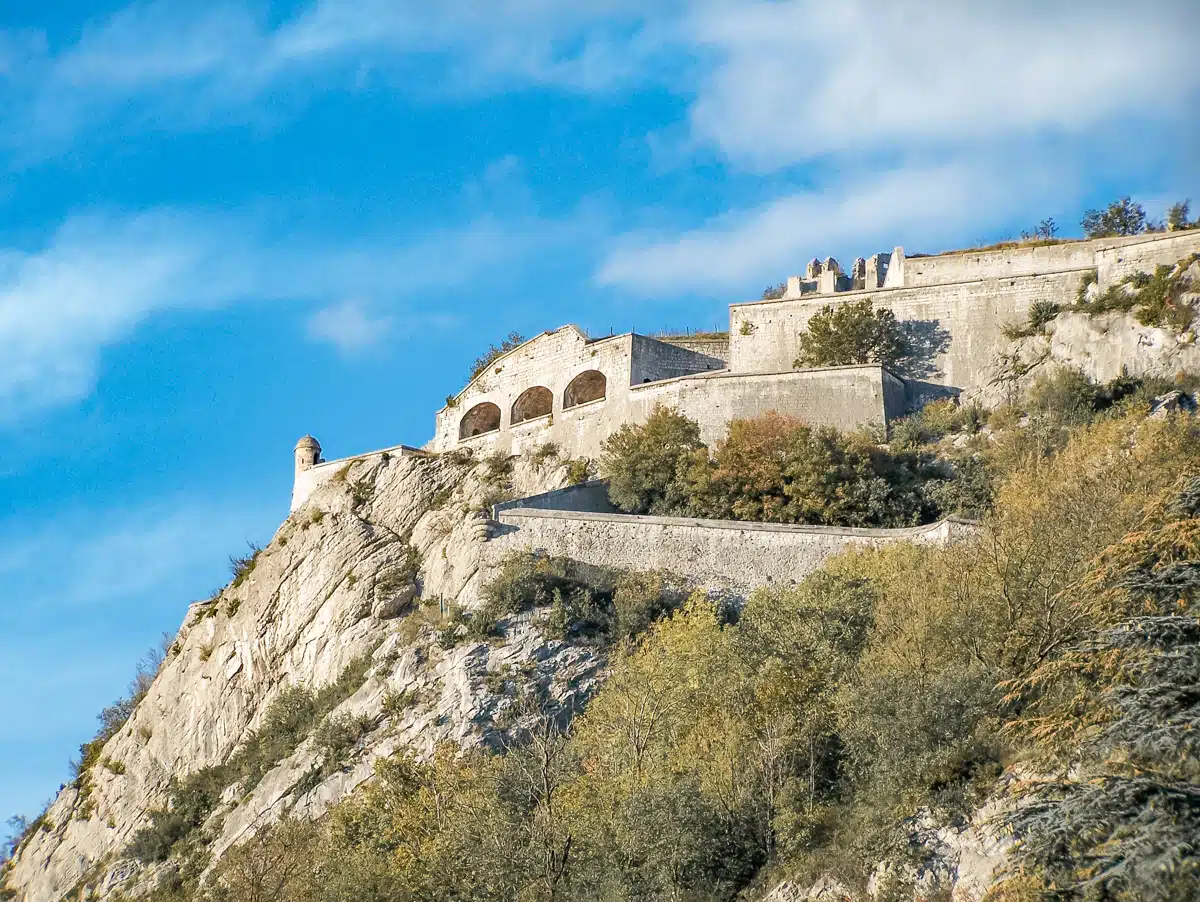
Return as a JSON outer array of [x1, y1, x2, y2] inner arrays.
[[291, 444, 430, 511], [488, 507, 977, 595], [729, 231, 1200, 396], [442, 364, 899, 462], [654, 336, 730, 363]]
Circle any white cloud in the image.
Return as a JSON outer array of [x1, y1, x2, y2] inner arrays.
[[4, 1, 1195, 174], [597, 159, 1069, 296], [306, 300, 393, 353], [684, 0, 1199, 169], [1, 0, 679, 157], [0, 496, 271, 616], [0, 208, 581, 419]]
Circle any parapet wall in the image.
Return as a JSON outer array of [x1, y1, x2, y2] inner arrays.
[[291, 444, 431, 511], [488, 507, 977, 595]]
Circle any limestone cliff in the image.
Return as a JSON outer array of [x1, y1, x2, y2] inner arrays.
[[4, 450, 596, 902]]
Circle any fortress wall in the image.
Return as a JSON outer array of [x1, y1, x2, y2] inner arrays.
[[437, 366, 894, 463], [626, 366, 896, 443], [729, 271, 1086, 392], [1095, 230, 1200, 283], [488, 508, 975, 595], [493, 481, 616, 516], [724, 232, 1200, 398], [654, 336, 730, 362], [903, 242, 1098, 287], [430, 328, 636, 452], [901, 232, 1200, 289], [631, 334, 726, 383], [291, 445, 429, 511]]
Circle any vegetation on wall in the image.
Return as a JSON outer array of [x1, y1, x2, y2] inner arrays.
[[1072, 255, 1199, 331], [469, 331, 526, 382], [793, 298, 907, 369], [1082, 196, 1149, 238]]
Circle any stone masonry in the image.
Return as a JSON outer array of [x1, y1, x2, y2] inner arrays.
[[291, 230, 1200, 510]]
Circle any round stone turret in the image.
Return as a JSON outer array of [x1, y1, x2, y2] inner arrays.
[[294, 435, 322, 474]]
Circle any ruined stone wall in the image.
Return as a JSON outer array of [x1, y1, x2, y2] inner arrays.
[[488, 508, 975, 595]]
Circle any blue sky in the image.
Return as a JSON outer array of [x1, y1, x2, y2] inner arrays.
[[1, 0, 1198, 827]]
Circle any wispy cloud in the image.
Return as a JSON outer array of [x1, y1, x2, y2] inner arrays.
[[597, 159, 1069, 296], [0, 496, 268, 619], [683, 0, 1199, 170], [306, 300, 393, 353], [1, 1, 680, 159], [0, 208, 585, 419], [2, 1, 1196, 169]]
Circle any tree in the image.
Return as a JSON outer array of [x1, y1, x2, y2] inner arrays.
[[1081, 197, 1147, 238], [600, 406, 705, 515], [794, 299, 906, 369], [1166, 199, 1193, 232], [1021, 218, 1058, 241], [1005, 615, 1200, 901]]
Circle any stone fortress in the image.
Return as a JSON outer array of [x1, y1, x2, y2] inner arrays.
[[294, 227, 1200, 512], [282, 228, 1200, 592]]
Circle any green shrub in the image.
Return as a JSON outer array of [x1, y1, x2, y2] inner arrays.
[[1081, 196, 1146, 238], [1026, 299, 1061, 332], [350, 478, 375, 508], [529, 442, 560, 469], [601, 406, 704, 515], [469, 331, 525, 382], [313, 713, 373, 767], [794, 299, 907, 369], [229, 544, 261, 589], [564, 458, 593, 485]]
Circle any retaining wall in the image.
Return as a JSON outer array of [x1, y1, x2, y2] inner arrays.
[[488, 507, 977, 595]]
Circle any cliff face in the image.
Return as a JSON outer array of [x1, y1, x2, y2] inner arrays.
[[5, 450, 596, 902]]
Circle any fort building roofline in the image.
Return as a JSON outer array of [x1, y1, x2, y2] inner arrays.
[[439, 325, 632, 413]]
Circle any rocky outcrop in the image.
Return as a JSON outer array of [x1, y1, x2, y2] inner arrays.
[[978, 257, 1200, 405], [762, 793, 1013, 902], [3, 450, 592, 902]]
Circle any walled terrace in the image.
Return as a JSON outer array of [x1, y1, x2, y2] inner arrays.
[[484, 482, 978, 596]]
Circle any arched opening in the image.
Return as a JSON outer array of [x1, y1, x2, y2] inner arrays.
[[564, 370, 606, 409], [459, 402, 501, 439], [511, 386, 553, 424]]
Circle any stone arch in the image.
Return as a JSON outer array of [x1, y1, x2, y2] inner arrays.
[[564, 370, 606, 408], [511, 386, 553, 424], [459, 402, 501, 439]]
